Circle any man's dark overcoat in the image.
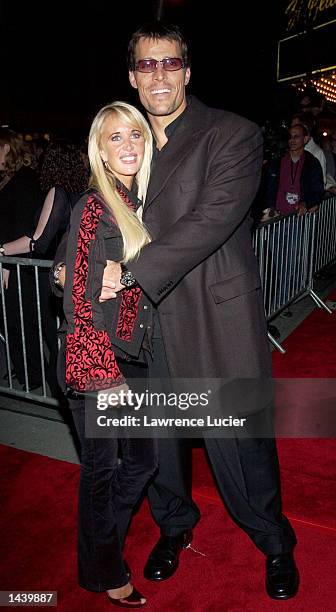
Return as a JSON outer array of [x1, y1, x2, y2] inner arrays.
[[128, 96, 271, 383]]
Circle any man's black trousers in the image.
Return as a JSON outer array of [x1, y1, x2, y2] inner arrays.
[[146, 337, 296, 555]]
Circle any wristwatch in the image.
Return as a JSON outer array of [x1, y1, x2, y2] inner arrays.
[[53, 261, 65, 288], [0, 244, 5, 256], [120, 265, 136, 288]]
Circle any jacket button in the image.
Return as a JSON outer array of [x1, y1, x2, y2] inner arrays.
[[139, 324, 144, 328], [143, 305, 148, 310]]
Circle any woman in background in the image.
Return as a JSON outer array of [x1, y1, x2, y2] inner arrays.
[[1, 139, 89, 394], [0, 128, 43, 388], [2, 138, 89, 258]]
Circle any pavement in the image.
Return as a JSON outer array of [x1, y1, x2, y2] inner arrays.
[[1, 266, 336, 465]]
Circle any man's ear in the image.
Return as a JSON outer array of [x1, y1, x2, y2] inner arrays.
[[129, 71, 138, 90], [4, 143, 10, 156], [184, 67, 191, 86]]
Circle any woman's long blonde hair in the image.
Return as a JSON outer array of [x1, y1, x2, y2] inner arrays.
[[88, 101, 152, 262]]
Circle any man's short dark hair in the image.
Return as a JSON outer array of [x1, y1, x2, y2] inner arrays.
[[127, 22, 190, 71], [289, 123, 309, 138], [292, 112, 315, 134]]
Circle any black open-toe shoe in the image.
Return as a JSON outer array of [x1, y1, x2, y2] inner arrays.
[[107, 585, 146, 608]]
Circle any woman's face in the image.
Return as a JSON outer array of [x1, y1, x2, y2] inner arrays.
[[99, 115, 145, 188], [0, 143, 10, 171]]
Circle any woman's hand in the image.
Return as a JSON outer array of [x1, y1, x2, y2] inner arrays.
[[99, 260, 123, 302], [111, 382, 130, 402]]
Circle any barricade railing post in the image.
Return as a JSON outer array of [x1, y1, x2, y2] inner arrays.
[[306, 199, 333, 314], [0, 262, 14, 387], [16, 263, 30, 391], [268, 223, 275, 317], [34, 266, 47, 397], [0, 256, 58, 406]]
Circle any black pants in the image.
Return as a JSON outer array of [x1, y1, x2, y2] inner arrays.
[[146, 338, 200, 535], [147, 338, 296, 555], [69, 382, 157, 591]]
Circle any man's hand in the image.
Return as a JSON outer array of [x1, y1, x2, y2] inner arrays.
[[297, 204, 307, 216], [297, 204, 318, 216], [99, 260, 123, 302], [260, 208, 279, 223]]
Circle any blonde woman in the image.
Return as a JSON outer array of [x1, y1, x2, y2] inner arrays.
[[62, 102, 156, 607]]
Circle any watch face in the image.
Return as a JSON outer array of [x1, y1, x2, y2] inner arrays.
[[121, 271, 136, 287]]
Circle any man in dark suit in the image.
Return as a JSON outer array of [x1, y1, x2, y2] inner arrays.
[[99, 22, 299, 600]]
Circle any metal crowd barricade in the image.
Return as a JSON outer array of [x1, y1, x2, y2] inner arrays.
[[0, 197, 335, 406], [253, 212, 310, 317], [312, 195, 336, 277], [0, 256, 58, 406], [253, 197, 335, 353]]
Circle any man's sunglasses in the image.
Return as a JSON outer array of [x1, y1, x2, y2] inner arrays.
[[135, 57, 185, 73]]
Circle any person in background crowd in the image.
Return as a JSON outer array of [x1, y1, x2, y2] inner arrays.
[[26, 137, 48, 171], [3, 139, 89, 259], [61, 101, 157, 607], [265, 124, 324, 218], [2, 138, 89, 259], [323, 129, 336, 193], [0, 128, 44, 389], [263, 124, 324, 314], [290, 113, 327, 188], [0, 138, 89, 395], [298, 89, 326, 121]]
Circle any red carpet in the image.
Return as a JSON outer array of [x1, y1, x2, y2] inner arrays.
[[272, 289, 336, 378], [1, 294, 336, 610]]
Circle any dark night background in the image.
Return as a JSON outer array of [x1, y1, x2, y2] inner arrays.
[[0, 0, 293, 136]]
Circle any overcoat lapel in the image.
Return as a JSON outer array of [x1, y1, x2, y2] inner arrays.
[[144, 99, 204, 210]]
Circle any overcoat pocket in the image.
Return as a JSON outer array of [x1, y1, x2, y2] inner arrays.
[[209, 271, 261, 303]]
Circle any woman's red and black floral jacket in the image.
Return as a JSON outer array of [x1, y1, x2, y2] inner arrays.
[[63, 187, 151, 392]]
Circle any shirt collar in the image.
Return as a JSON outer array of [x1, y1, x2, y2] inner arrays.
[[152, 102, 188, 148], [164, 107, 186, 139], [116, 179, 141, 207]]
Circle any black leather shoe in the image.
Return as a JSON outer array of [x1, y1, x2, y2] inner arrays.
[[144, 529, 192, 581], [266, 553, 299, 600]]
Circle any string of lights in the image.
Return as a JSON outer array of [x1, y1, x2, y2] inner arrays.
[[311, 74, 336, 103], [295, 72, 336, 104]]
